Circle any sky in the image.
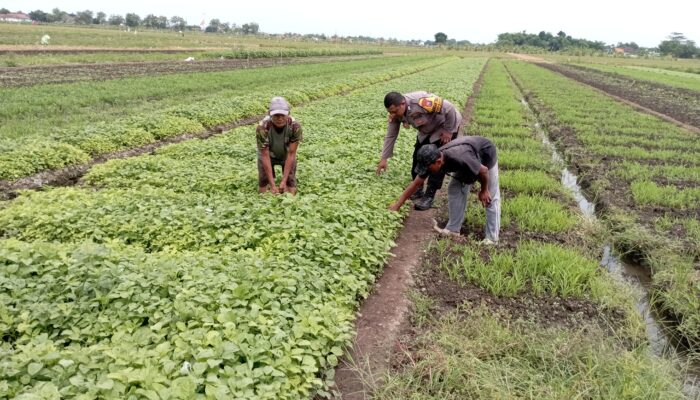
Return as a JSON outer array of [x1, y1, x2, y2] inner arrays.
[[3, 0, 699, 48]]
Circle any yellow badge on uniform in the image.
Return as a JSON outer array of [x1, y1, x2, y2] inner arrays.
[[418, 96, 443, 113]]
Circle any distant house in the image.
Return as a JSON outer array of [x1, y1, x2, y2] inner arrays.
[[0, 13, 31, 23], [613, 47, 625, 55]]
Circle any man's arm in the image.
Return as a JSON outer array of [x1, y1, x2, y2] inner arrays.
[[260, 147, 278, 193], [389, 176, 427, 211], [279, 141, 299, 192], [377, 119, 401, 175], [439, 101, 460, 144], [477, 165, 491, 206]]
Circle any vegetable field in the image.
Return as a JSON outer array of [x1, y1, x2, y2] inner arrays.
[[1, 23, 700, 399]]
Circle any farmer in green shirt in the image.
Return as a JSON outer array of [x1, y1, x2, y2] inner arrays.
[[256, 97, 303, 195]]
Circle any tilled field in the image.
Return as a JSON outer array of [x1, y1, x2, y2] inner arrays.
[[0, 55, 381, 87], [539, 63, 700, 129]]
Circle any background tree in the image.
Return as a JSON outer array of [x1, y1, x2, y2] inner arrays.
[[241, 22, 259, 35], [29, 9, 49, 22], [75, 10, 93, 25], [49, 8, 67, 23], [658, 32, 698, 58], [125, 13, 141, 28], [170, 16, 186, 30], [205, 18, 222, 33], [435, 32, 447, 44], [0, 8, 10, 13], [108, 14, 124, 26], [93, 11, 107, 25], [142, 14, 158, 28]]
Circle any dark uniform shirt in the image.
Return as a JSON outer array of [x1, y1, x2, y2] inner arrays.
[[420, 136, 497, 184]]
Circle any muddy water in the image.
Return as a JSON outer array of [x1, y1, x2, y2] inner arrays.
[[523, 99, 700, 397]]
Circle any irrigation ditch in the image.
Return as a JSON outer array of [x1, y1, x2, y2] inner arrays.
[[514, 71, 700, 396]]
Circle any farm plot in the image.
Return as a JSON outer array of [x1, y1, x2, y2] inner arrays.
[[0, 53, 383, 87], [0, 55, 443, 181], [377, 60, 688, 398], [569, 63, 700, 92], [538, 63, 700, 129], [506, 61, 700, 351], [0, 57, 485, 398]]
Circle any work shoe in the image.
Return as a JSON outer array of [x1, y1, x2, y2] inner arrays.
[[414, 195, 434, 210], [410, 187, 425, 200], [432, 219, 460, 237], [479, 238, 497, 246]]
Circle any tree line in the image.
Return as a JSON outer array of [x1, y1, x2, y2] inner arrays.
[[0, 7, 259, 33], [496, 30, 698, 59]]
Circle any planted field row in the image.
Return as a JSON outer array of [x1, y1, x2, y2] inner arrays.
[[570, 62, 700, 92], [0, 54, 385, 87], [0, 56, 445, 181], [378, 59, 688, 398], [0, 57, 486, 398], [539, 63, 700, 128], [506, 61, 700, 351]]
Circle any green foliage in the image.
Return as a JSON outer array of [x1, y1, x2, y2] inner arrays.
[[376, 310, 686, 399], [0, 57, 487, 397]]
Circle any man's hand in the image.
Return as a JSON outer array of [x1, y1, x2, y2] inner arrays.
[[376, 159, 388, 176], [270, 184, 280, 194], [388, 203, 401, 212], [278, 181, 287, 193], [478, 188, 492, 207], [440, 131, 452, 145]]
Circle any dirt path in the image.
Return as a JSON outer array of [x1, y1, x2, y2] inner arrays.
[[333, 207, 436, 399]]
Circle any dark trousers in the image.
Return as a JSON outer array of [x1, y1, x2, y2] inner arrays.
[[411, 132, 458, 196]]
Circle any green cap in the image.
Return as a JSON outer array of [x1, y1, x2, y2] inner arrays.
[[414, 144, 440, 176]]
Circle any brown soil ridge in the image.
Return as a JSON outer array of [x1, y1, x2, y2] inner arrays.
[[537, 63, 700, 134], [0, 55, 382, 87]]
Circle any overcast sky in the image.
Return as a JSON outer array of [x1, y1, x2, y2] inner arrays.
[[4, 0, 699, 48]]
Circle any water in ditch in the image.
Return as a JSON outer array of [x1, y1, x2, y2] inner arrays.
[[524, 100, 699, 398]]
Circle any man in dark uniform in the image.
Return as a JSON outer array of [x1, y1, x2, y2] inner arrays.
[[376, 91, 461, 210], [256, 96, 303, 195], [389, 136, 501, 244]]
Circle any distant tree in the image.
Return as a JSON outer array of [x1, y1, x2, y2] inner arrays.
[[142, 14, 158, 28], [205, 18, 222, 33], [49, 8, 68, 23], [435, 32, 447, 44], [75, 10, 93, 25], [658, 32, 698, 58], [0, 8, 10, 14], [29, 9, 49, 22], [170, 16, 186, 30], [125, 13, 141, 28], [92, 11, 106, 24], [108, 14, 124, 26], [241, 22, 259, 35]]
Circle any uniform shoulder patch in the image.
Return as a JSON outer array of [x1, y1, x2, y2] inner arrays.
[[418, 96, 443, 113]]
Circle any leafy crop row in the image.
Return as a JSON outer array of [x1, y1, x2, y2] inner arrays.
[[0, 56, 445, 181], [0, 57, 485, 398], [506, 61, 700, 351]]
